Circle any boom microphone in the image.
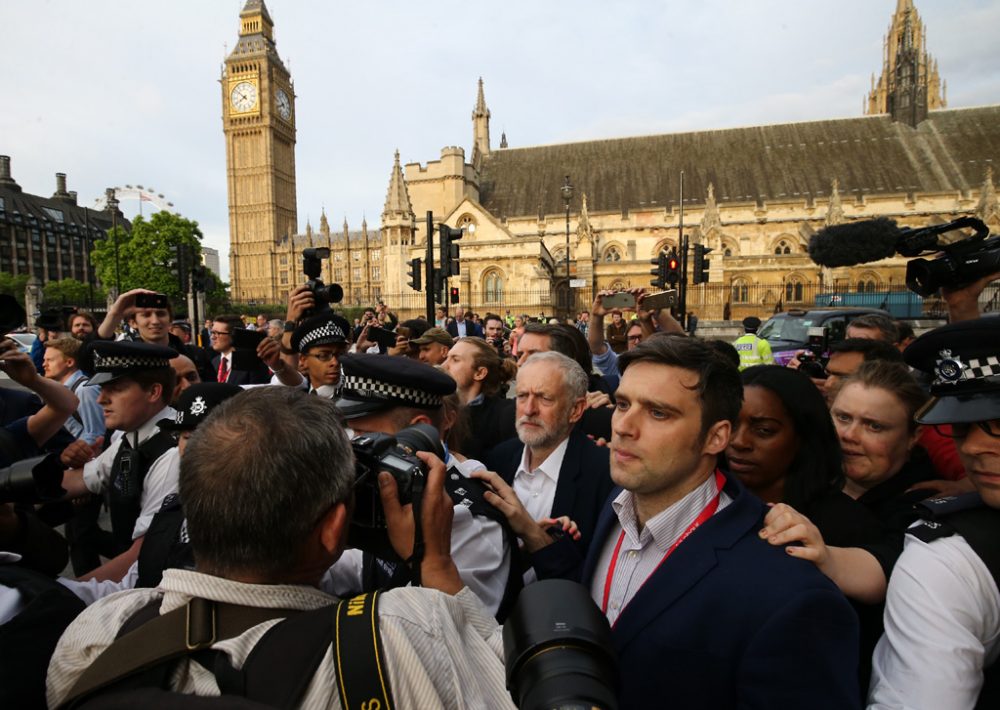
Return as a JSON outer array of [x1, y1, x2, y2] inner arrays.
[[807, 218, 902, 267]]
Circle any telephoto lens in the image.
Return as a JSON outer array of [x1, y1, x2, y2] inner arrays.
[[503, 579, 619, 710], [0, 454, 66, 505]]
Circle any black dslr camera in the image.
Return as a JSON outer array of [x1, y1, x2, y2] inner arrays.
[[301, 248, 343, 318], [0, 454, 66, 505], [348, 423, 444, 561], [798, 326, 829, 380]]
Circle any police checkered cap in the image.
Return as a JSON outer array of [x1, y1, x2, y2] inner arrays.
[[87, 340, 176, 384], [291, 314, 349, 353], [904, 317, 1000, 424], [335, 353, 456, 417]]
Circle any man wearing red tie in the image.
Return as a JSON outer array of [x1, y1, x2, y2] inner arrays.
[[209, 315, 270, 385]]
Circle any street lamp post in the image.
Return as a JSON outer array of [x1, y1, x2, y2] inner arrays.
[[106, 188, 121, 296], [560, 175, 574, 313]]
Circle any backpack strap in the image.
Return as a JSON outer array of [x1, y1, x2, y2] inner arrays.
[[68, 375, 89, 426], [59, 598, 300, 709]]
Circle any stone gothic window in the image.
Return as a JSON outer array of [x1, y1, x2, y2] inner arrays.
[[724, 248, 733, 257], [352, 268, 361, 281], [483, 271, 504, 303], [371, 266, 380, 281], [279, 255, 288, 266], [352, 251, 361, 261], [774, 241, 792, 255], [603, 246, 622, 262], [732, 279, 750, 303], [334, 252, 344, 262], [785, 281, 804, 302], [370, 250, 381, 261], [857, 279, 878, 293]]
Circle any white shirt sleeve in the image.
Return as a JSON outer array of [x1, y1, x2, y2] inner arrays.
[[868, 533, 1000, 710], [82, 438, 120, 494], [132, 447, 180, 540], [58, 561, 140, 606]]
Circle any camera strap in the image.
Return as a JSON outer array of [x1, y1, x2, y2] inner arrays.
[[407, 471, 427, 586]]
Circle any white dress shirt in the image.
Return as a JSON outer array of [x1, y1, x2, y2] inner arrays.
[[513, 437, 569, 522], [590, 473, 731, 626], [82, 406, 178, 541], [47, 568, 514, 709], [868, 531, 1000, 709]]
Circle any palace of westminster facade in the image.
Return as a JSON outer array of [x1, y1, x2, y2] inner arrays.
[[223, 0, 999, 319]]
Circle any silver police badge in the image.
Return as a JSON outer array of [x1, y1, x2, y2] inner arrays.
[[190, 396, 208, 416], [934, 348, 966, 385]]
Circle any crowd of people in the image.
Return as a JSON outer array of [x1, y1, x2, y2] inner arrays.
[[0, 273, 997, 709]]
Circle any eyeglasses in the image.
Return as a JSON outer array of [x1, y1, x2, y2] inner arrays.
[[210, 330, 231, 337], [626, 335, 642, 342], [306, 351, 341, 362], [933, 420, 1000, 439]]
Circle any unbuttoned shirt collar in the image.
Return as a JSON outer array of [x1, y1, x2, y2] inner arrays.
[[513, 436, 570, 523], [594, 472, 733, 625], [310, 384, 339, 399]]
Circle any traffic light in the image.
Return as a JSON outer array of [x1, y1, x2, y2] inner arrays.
[[692, 244, 713, 285], [650, 251, 668, 290], [665, 249, 681, 286], [439, 224, 463, 276], [449, 286, 460, 304], [407, 257, 422, 291], [171, 243, 191, 294]]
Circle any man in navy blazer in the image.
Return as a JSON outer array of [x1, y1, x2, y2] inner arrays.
[[445, 305, 483, 339], [484, 352, 613, 554], [528, 336, 860, 708]]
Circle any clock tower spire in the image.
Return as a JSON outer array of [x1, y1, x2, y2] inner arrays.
[[222, 0, 298, 303]]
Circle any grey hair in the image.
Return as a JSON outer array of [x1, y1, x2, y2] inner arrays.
[[180, 386, 355, 579], [267, 318, 283, 331], [520, 350, 589, 401]]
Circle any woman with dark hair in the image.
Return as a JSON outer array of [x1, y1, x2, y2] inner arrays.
[[727, 366, 883, 547]]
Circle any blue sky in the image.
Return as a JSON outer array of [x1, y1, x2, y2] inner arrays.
[[2, 1, 998, 280]]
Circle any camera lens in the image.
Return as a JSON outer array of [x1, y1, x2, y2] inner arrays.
[[504, 579, 618, 710], [0, 454, 66, 505]]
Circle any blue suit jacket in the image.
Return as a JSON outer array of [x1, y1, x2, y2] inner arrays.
[[485, 428, 614, 554], [542, 471, 861, 709]]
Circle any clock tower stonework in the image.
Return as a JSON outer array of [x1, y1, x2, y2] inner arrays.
[[222, 0, 297, 303]]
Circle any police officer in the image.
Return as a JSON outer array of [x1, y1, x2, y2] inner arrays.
[[868, 317, 1000, 709], [290, 314, 350, 397], [733, 316, 775, 370], [325, 354, 514, 618], [59, 341, 178, 567]]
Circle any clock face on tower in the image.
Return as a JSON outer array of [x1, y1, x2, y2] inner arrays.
[[230, 81, 258, 112], [275, 88, 291, 120]]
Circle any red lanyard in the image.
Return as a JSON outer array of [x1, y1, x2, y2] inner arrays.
[[601, 470, 725, 615]]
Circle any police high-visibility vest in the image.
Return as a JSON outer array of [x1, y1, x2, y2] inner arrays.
[[733, 333, 774, 370]]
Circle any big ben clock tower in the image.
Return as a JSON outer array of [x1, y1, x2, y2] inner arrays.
[[222, 0, 297, 302]]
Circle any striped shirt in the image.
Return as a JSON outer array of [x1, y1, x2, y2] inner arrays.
[[590, 474, 732, 625], [48, 568, 514, 709]]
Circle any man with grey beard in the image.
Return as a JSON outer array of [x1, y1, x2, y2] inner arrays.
[[485, 351, 614, 556]]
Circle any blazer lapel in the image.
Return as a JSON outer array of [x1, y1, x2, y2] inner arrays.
[[550, 431, 584, 518], [593, 474, 764, 653]]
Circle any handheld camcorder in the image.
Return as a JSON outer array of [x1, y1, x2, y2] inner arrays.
[[348, 423, 444, 562], [302, 248, 343, 318], [808, 216, 1000, 297], [797, 326, 830, 380]]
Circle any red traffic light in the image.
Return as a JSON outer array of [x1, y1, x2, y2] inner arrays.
[[668, 258, 679, 270]]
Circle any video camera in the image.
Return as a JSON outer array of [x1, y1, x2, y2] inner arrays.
[[302, 248, 343, 318]]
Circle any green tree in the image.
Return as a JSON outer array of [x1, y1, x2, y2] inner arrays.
[[91, 211, 204, 303], [0, 274, 31, 305], [42, 278, 107, 309]]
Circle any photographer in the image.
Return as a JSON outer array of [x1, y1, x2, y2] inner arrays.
[[484, 313, 513, 357], [46, 386, 515, 709], [324, 354, 514, 618], [97, 289, 214, 383]]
